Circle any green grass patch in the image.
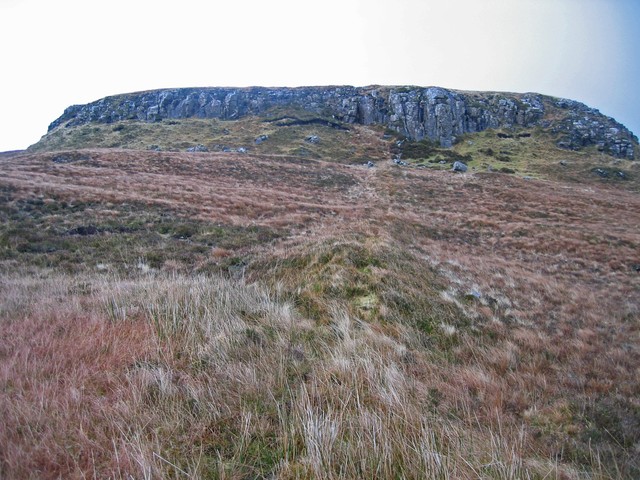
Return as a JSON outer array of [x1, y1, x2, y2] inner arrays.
[[29, 108, 394, 164], [252, 237, 468, 348]]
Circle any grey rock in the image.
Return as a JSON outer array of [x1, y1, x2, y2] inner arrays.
[[51, 153, 90, 163], [47, 86, 638, 159], [305, 135, 320, 144], [237, 147, 247, 153], [146, 105, 160, 122], [552, 100, 636, 159], [52, 155, 76, 164], [186, 144, 208, 152], [366, 161, 375, 168], [452, 161, 467, 172], [255, 135, 269, 144]]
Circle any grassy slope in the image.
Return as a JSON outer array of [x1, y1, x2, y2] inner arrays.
[[30, 111, 391, 165], [1, 119, 639, 478], [398, 129, 640, 192], [31, 110, 640, 192]]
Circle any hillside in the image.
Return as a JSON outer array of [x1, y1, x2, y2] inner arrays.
[[37, 86, 637, 159], [1, 87, 639, 479]]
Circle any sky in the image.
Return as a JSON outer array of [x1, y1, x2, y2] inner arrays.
[[0, 0, 638, 151]]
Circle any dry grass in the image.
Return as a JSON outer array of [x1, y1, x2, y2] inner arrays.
[[1, 144, 639, 478], [2, 271, 617, 479], [0, 149, 360, 227]]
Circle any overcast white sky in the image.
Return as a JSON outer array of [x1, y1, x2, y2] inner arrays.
[[0, 0, 638, 151]]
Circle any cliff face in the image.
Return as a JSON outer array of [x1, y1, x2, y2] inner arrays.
[[48, 86, 637, 159]]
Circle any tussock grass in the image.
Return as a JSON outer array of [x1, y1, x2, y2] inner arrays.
[[3, 270, 621, 479]]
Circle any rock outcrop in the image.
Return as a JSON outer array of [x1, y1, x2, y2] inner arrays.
[[48, 86, 637, 159]]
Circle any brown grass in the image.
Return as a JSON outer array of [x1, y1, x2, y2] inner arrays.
[[1, 146, 639, 478], [0, 149, 362, 228], [0, 272, 598, 479]]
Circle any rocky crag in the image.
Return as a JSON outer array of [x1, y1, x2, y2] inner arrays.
[[48, 86, 637, 159]]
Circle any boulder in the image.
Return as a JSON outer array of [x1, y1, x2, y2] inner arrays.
[[452, 161, 468, 172]]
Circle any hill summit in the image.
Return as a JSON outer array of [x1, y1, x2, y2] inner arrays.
[[42, 86, 637, 159], [2, 85, 640, 478]]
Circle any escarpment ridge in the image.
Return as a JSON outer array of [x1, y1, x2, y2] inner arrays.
[[46, 86, 637, 159]]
